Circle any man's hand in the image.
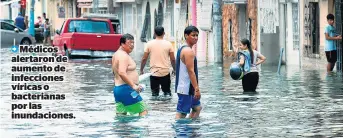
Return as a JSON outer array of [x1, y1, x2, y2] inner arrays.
[[194, 89, 201, 100], [140, 70, 144, 75], [132, 85, 143, 93], [171, 70, 176, 76], [337, 35, 342, 40]]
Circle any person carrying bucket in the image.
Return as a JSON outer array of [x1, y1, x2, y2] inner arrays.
[[236, 39, 266, 92]]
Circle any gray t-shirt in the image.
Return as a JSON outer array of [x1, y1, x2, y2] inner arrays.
[[250, 50, 261, 72]]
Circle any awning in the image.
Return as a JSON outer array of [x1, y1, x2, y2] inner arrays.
[[0, 0, 21, 6], [77, 0, 92, 8], [115, 0, 135, 2], [77, 0, 92, 2]]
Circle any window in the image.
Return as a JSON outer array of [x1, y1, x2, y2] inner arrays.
[[1, 22, 16, 31], [123, 4, 133, 34], [292, 3, 299, 50], [68, 20, 110, 34], [229, 20, 233, 51]]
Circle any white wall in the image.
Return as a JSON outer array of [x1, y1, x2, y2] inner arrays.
[[0, 4, 20, 20], [0, 5, 10, 19], [286, 2, 300, 66]]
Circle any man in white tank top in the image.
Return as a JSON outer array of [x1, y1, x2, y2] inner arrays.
[[175, 26, 202, 119]]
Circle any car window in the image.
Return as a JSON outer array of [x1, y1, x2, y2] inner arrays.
[[68, 20, 110, 34], [1, 22, 15, 31]]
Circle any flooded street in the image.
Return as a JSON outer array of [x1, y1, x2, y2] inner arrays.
[[1, 47, 343, 137]]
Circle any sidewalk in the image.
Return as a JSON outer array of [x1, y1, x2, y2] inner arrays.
[[301, 57, 327, 69]]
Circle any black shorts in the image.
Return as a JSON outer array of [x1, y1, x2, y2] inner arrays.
[[325, 50, 337, 63], [150, 73, 171, 96]]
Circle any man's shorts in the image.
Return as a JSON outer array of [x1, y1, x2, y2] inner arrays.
[[325, 50, 337, 63], [176, 93, 201, 114], [150, 73, 171, 96], [113, 84, 147, 115]]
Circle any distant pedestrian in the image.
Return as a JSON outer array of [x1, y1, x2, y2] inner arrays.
[[14, 12, 25, 30], [237, 39, 266, 92], [140, 26, 176, 99], [43, 18, 51, 46], [324, 14, 342, 73]]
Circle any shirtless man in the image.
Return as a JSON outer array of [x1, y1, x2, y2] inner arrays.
[[112, 34, 148, 116]]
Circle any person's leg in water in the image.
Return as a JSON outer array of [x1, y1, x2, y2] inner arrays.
[[113, 85, 148, 116], [188, 95, 202, 119], [327, 62, 336, 72], [326, 50, 337, 72], [175, 112, 187, 119], [176, 94, 192, 119], [250, 72, 259, 92], [139, 110, 148, 116], [150, 76, 160, 97], [161, 74, 172, 98], [189, 105, 202, 119]]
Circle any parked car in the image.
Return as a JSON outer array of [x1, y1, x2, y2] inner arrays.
[[82, 13, 121, 34], [52, 18, 122, 58], [0, 20, 36, 46], [0, 19, 14, 25]]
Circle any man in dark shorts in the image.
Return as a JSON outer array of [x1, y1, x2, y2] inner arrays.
[[140, 26, 176, 99], [324, 14, 342, 72]]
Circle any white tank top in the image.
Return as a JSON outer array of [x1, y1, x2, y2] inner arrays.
[[176, 58, 191, 95]]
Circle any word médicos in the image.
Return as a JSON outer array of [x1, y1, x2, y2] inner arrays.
[[19, 45, 58, 53]]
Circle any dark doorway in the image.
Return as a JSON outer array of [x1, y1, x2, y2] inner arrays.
[[309, 2, 320, 54], [229, 19, 233, 51], [248, 18, 252, 42]]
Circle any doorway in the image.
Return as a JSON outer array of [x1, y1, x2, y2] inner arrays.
[[309, 2, 320, 54]]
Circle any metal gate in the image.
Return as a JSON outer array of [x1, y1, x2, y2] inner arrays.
[[335, 0, 343, 72]]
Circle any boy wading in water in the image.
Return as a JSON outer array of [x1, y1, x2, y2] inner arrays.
[[112, 34, 148, 116], [237, 39, 266, 92], [175, 26, 202, 119], [324, 14, 342, 73]]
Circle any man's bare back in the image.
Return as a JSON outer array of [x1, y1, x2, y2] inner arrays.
[[112, 49, 139, 86]]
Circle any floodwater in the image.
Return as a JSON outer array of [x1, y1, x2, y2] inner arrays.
[[1, 47, 343, 137]]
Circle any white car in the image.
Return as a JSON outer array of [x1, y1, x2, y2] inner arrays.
[[0, 20, 36, 47]]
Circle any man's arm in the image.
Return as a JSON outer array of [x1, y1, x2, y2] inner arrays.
[[325, 33, 342, 40], [140, 52, 149, 74], [183, 48, 199, 92], [118, 55, 136, 88], [169, 51, 176, 71]]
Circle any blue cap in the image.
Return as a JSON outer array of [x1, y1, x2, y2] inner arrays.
[[18, 12, 22, 15]]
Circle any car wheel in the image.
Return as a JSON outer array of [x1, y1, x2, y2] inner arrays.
[[20, 38, 32, 45]]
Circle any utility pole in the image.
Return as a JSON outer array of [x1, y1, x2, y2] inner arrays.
[[107, 0, 114, 14], [93, 0, 98, 13], [213, 0, 223, 63], [29, 0, 35, 36]]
